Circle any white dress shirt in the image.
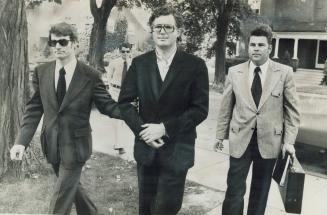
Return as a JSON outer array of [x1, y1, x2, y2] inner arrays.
[[156, 47, 177, 81], [54, 58, 77, 91], [105, 57, 131, 87], [248, 59, 270, 88]]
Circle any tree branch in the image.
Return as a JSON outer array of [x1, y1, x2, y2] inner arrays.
[[102, 0, 118, 19], [90, 0, 100, 18], [211, 1, 218, 21]]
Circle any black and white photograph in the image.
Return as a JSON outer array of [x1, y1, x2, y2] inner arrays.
[[0, 0, 326, 214]]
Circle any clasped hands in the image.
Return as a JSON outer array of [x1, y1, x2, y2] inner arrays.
[[139, 123, 166, 149]]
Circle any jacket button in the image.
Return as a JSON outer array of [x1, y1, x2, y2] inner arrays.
[[256, 112, 260, 115]]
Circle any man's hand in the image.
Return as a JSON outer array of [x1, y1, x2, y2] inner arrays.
[[10, 145, 26, 160], [145, 138, 165, 149], [140, 123, 166, 143], [213, 139, 224, 152], [282, 143, 296, 159]]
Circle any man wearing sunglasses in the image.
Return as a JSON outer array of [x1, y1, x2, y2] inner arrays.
[[118, 5, 209, 215], [10, 22, 120, 215], [105, 42, 133, 155]]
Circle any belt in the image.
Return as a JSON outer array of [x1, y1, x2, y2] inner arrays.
[[110, 84, 121, 89]]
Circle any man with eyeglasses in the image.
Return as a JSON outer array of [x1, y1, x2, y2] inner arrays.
[[10, 22, 120, 215], [105, 42, 133, 155], [118, 5, 209, 215]]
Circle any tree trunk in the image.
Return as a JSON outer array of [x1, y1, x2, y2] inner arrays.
[[214, 0, 234, 91], [88, 0, 117, 72], [0, 0, 29, 177], [89, 17, 107, 71]]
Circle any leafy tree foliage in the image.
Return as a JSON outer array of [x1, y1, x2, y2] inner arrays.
[[175, 0, 254, 88], [104, 15, 128, 53]]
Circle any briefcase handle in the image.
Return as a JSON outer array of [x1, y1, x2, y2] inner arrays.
[[288, 153, 300, 172]]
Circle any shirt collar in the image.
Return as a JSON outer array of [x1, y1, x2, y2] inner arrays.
[[249, 59, 270, 74], [155, 46, 177, 65], [56, 57, 77, 74]]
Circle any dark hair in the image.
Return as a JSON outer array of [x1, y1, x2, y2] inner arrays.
[[120, 42, 131, 50], [249, 25, 273, 44], [49, 22, 78, 42], [148, 5, 183, 28]]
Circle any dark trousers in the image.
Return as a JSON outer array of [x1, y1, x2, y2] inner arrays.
[[49, 163, 98, 215], [222, 132, 276, 215], [137, 156, 188, 215]]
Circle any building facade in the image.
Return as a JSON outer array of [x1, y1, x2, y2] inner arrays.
[[261, 0, 327, 69]]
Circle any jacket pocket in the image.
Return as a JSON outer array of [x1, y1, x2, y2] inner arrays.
[[230, 124, 240, 133], [74, 127, 92, 162], [74, 127, 92, 137], [274, 127, 283, 135], [271, 85, 283, 97]]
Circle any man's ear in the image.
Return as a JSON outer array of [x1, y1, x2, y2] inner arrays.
[[268, 44, 273, 54], [72, 42, 80, 54], [177, 27, 184, 37], [73, 41, 79, 49], [177, 28, 184, 42]]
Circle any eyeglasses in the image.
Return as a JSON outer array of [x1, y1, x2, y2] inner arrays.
[[152, 24, 175, 33], [48, 39, 70, 47]]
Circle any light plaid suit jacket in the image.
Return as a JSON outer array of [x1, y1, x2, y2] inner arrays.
[[216, 60, 300, 159]]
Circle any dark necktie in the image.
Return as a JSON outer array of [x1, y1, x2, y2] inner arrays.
[[121, 60, 127, 86], [57, 67, 66, 106], [251, 66, 262, 107]]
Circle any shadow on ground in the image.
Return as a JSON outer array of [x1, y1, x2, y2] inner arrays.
[[296, 143, 327, 178]]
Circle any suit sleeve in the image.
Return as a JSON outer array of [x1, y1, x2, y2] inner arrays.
[[14, 68, 44, 148], [162, 59, 209, 137], [93, 72, 121, 119], [118, 59, 144, 136], [216, 70, 235, 140], [283, 69, 300, 145]]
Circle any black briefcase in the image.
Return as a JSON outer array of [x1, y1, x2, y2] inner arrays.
[[273, 154, 305, 214]]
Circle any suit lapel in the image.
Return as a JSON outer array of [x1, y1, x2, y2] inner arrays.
[[59, 61, 90, 112], [159, 50, 183, 98], [236, 61, 257, 111], [258, 61, 282, 110], [147, 51, 161, 101], [43, 61, 59, 111]]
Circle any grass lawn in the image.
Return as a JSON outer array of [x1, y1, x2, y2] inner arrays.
[[0, 151, 218, 215]]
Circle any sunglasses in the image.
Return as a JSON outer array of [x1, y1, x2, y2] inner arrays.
[[48, 39, 71, 47], [121, 50, 130, 53], [152, 24, 175, 33]]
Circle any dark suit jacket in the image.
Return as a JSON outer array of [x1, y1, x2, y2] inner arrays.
[[118, 50, 209, 170], [15, 60, 120, 167]]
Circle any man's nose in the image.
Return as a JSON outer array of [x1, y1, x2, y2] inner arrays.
[[159, 27, 166, 34], [55, 42, 62, 48]]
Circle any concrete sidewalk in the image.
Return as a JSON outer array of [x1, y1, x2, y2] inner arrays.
[[90, 108, 327, 215], [190, 147, 327, 215], [193, 92, 327, 215]]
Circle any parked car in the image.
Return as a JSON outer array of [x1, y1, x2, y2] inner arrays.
[[296, 94, 327, 149]]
